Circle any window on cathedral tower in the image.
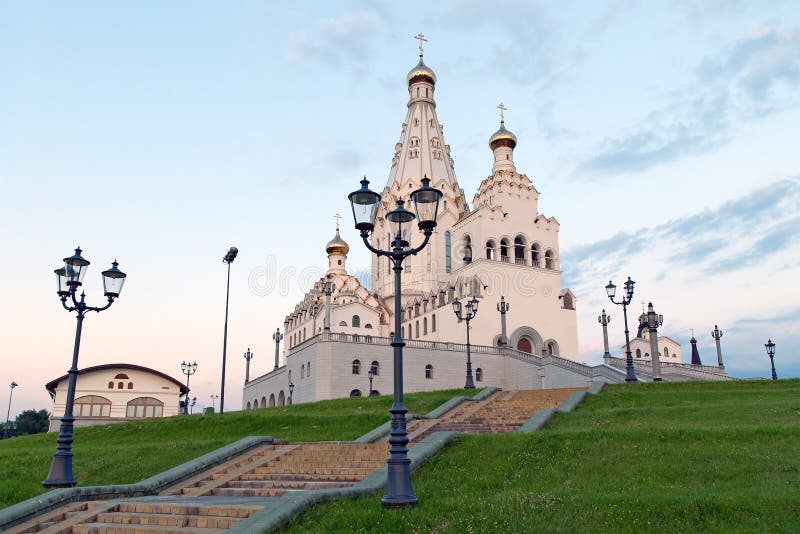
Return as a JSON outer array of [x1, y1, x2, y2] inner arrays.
[[445, 231, 452, 273], [531, 244, 541, 267], [545, 249, 555, 269], [514, 236, 526, 265], [425, 365, 433, 379], [352, 360, 361, 374], [500, 239, 510, 262], [486, 240, 496, 260]]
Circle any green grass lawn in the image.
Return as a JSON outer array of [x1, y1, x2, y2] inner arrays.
[[0, 388, 465, 509], [285, 379, 800, 533]]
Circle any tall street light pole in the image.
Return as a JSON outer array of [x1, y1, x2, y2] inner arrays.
[[765, 340, 777, 380], [644, 303, 664, 382], [453, 296, 479, 389], [349, 175, 442, 508], [180, 361, 197, 415], [368, 369, 375, 396], [288, 382, 294, 406], [243, 348, 254, 383], [220, 246, 238, 415], [190, 397, 197, 414], [606, 277, 637, 383], [497, 296, 509, 347], [5, 382, 17, 439], [44, 248, 127, 488], [323, 280, 335, 332], [273, 328, 283, 369], [711, 325, 725, 368], [598, 309, 611, 358], [210, 394, 219, 411]]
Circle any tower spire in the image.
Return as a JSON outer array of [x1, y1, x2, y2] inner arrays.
[[497, 102, 507, 124], [414, 32, 427, 59]]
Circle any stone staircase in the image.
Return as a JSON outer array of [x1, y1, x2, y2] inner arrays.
[[7, 388, 583, 533]]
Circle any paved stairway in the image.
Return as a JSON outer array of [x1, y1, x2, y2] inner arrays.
[[9, 388, 583, 533]]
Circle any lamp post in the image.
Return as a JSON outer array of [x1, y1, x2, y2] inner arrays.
[[220, 246, 238, 415], [349, 174, 442, 508], [43, 248, 127, 488], [644, 303, 664, 382], [4, 382, 17, 440], [605, 277, 637, 382], [323, 279, 335, 332], [288, 382, 294, 405], [368, 369, 375, 396], [180, 361, 197, 415], [190, 397, 197, 414], [765, 340, 777, 380], [497, 296, 510, 347], [711, 325, 724, 368], [210, 394, 219, 411], [598, 309, 611, 358], [453, 296, 479, 389], [273, 328, 283, 369], [243, 348, 254, 383]]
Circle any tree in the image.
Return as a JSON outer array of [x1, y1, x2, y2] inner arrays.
[[15, 409, 50, 435]]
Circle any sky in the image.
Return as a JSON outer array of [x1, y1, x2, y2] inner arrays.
[[1, 1, 799, 417]]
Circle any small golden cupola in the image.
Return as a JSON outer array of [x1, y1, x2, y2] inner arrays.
[[489, 103, 517, 173], [407, 33, 436, 104], [326, 218, 349, 275]]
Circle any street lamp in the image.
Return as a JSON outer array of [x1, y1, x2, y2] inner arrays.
[[453, 296, 479, 389], [711, 325, 725, 368], [765, 340, 777, 380], [4, 382, 17, 440], [210, 394, 219, 411], [349, 174, 442, 508], [220, 246, 238, 415], [322, 279, 335, 333], [644, 303, 664, 382], [368, 368, 375, 396], [288, 382, 294, 405], [44, 248, 127, 488], [497, 296, 510, 347], [605, 277, 637, 382], [598, 309, 611, 357], [273, 328, 283, 369], [190, 397, 197, 414], [243, 348, 254, 383], [180, 361, 197, 415]]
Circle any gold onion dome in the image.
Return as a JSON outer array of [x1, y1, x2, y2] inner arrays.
[[325, 228, 350, 256], [489, 121, 517, 149], [407, 58, 436, 85]]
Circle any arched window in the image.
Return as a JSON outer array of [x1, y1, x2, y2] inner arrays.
[[531, 244, 541, 267], [476, 368, 483, 382], [126, 397, 164, 419], [463, 235, 472, 264], [517, 338, 532, 353], [416, 320, 420, 338], [425, 364, 433, 379], [500, 239, 510, 262], [269, 394, 275, 407], [423, 317, 428, 335], [127, 382, 133, 389], [108, 381, 113, 389], [432, 314, 437, 332], [514, 236, 526, 265], [278, 391, 285, 406], [307, 361, 311, 377], [645, 353, 650, 358], [636, 349, 641, 358], [664, 347, 669, 358], [352, 359, 361, 375], [365, 323, 373, 329], [545, 249, 555, 269], [117, 382, 124, 389], [301, 364, 305, 379], [370, 361, 379, 376], [352, 315, 361, 328], [74, 395, 111, 417], [114, 373, 129, 379], [401, 326, 405, 338], [260, 397, 266, 408], [486, 240, 496, 260], [350, 389, 362, 397], [246, 401, 251, 410], [445, 231, 452, 273], [339, 321, 347, 327]]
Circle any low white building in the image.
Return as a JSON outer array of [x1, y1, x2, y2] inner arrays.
[[46, 364, 188, 431]]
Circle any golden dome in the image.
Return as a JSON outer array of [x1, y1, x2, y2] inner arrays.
[[407, 59, 436, 85], [325, 228, 350, 256], [489, 121, 517, 149]]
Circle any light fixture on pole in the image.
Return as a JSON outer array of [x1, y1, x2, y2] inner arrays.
[[190, 397, 197, 414], [349, 174, 442, 508], [4, 382, 17, 440], [644, 303, 664, 381], [496, 296, 510, 347], [765, 340, 777, 380], [210, 394, 219, 411], [605, 277, 637, 382], [453, 296, 479, 389], [598, 309, 611, 358], [43, 248, 127, 488], [273, 328, 283, 369], [368, 368, 375, 396], [323, 279, 335, 332], [219, 246, 238, 415], [180, 361, 197, 415], [288, 382, 294, 405], [711, 325, 724, 368], [243, 348, 254, 383]]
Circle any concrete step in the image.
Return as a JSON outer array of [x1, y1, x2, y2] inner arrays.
[[226, 479, 352, 490], [208, 487, 287, 498], [93, 512, 242, 529], [72, 522, 226, 534]]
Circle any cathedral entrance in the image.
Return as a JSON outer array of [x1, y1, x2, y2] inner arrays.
[[517, 338, 532, 353]]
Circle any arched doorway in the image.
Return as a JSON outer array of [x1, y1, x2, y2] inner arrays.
[[350, 389, 362, 397], [268, 394, 275, 407], [278, 391, 285, 406], [517, 337, 532, 353]]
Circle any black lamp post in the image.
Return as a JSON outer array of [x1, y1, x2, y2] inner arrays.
[[606, 277, 637, 382], [243, 348, 254, 383], [4, 382, 17, 440], [220, 246, 238, 415], [288, 382, 294, 405], [711, 325, 724, 368], [349, 174, 442, 508], [368, 369, 375, 396], [453, 296, 479, 389], [43, 248, 127, 488], [644, 303, 664, 382], [190, 397, 197, 414], [497, 296, 509, 346], [598, 309, 611, 357], [180, 361, 197, 415], [765, 340, 777, 380]]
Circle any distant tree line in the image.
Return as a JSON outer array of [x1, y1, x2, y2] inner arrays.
[[3, 409, 50, 438]]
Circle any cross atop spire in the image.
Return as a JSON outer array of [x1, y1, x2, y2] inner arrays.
[[497, 102, 507, 123], [414, 33, 427, 58], [333, 212, 342, 231]]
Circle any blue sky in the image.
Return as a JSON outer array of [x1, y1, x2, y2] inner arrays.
[[1, 1, 798, 415]]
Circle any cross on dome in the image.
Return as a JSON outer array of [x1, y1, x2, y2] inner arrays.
[[498, 102, 507, 123], [333, 212, 342, 231], [414, 33, 427, 58]]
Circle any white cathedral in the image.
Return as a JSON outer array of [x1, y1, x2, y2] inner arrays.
[[242, 49, 726, 409]]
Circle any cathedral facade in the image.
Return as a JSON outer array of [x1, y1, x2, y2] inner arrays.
[[242, 52, 621, 408]]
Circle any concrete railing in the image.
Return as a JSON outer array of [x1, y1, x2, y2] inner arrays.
[[603, 356, 730, 379]]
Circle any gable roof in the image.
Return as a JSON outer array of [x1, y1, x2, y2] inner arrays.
[[45, 363, 188, 397]]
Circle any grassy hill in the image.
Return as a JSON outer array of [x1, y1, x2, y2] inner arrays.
[[287, 379, 800, 533], [0, 388, 464, 509]]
